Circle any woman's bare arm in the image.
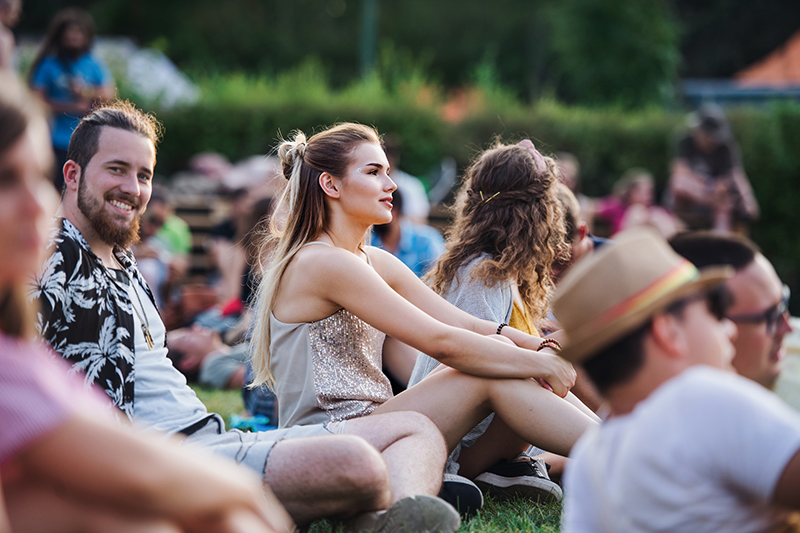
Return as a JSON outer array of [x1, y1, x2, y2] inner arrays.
[[277, 246, 575, 395], [370, 247, 554, 352]]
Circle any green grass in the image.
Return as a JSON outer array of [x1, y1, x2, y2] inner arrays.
[[192, 385, 246, 419], [190, 386, 563, 532], [305, 498, 562, 533]]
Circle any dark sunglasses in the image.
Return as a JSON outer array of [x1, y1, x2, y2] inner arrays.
[[727, 284, 790, 335]]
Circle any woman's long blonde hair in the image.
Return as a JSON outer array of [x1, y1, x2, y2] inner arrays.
[[249, 123, 382, 388], [425, 141, 567, 323]]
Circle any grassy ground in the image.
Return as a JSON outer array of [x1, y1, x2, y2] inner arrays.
[[191, 385, 563, 532]]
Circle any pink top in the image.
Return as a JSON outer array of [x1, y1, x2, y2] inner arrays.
[[0, 333, 110, 465]]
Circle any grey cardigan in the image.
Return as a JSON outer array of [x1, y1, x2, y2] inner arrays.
[[409, 254, 513, 387]]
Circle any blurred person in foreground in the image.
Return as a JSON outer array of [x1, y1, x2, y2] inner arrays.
[[30, 99, 456, 532], [670, 231, 793, 390], [0, 73, 291, 533], [28, 7, 114, 190], [556, 227, 800, 532], [667, 105, 758, 234]]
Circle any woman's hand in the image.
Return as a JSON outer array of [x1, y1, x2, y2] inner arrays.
[[535, 350, 577, 398]]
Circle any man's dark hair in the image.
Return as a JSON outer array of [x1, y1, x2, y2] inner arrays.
[[67, 100, 163, 174], [582, 297, 694, 395], [669, 231, 758, 271], [582, 322, 650, 395]]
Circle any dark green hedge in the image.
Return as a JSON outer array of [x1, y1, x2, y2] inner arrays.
[[154, 101, 800, 312]]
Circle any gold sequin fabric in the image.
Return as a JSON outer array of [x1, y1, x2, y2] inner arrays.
[[308, 308, 393, 422]]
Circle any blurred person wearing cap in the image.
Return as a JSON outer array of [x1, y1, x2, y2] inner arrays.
[[667, 105, 759, 234], [670, 231, 793, 391], [555, 227, 800, 532]]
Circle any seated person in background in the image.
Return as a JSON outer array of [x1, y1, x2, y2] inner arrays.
[[594, 168, 680, 238], [167, 325, 248, 390], [544, 183, 606, 412], [28, 7, 115, 189], [0, 72, 289, 533], [383, 135, 431, 224], [207, 187, 253, 304], [149, 187, 190, 283], [550, 182, 607, 285], [556, 227, 800, 532], [667, 105, 758, 234], [670, 231, 793, 390], [556, 151, 595, 232], [0, 0, 21, 73], [132, 191, 172, 309], [372, 189, 445, 278]]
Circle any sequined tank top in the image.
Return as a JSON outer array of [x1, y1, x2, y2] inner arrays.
[[269, 243, 394, 428]]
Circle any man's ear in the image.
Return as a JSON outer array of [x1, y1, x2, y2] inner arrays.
[[319, 172, 340, 199], [650, 312, 686, 360], [63, 160, 81, 193]]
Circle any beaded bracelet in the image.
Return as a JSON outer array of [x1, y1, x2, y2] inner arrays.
[[537, 338, 563, 353], [496, 323, 508, 335]]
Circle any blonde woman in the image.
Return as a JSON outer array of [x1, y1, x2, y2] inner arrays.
[[250, 123, 597, 514]]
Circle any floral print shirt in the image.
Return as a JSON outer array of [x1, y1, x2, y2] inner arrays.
[[30, 218, 162, 419]]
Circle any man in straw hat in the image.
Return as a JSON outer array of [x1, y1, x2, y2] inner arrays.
[[553, 227, 800, 532]]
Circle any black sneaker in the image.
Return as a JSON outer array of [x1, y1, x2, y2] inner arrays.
[[438, 473, 483, 520], [474, 456, 563, 503]]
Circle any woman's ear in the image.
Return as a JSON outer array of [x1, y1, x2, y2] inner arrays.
[[319, 172, 340, 199]]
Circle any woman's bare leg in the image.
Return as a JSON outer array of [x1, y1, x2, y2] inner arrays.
[[373, 367, 596, 457], [456, 416, 529, 479]]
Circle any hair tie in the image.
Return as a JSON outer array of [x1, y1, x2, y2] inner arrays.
[[295, 141, 307, 159], [518, 139, 546, 175]]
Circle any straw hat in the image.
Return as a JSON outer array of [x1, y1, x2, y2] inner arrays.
[[552, 227, 732, 364]]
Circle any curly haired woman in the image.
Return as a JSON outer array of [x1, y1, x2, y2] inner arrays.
[[412, 140, 598, 499]]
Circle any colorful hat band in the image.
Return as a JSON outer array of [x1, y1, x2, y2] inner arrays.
[[580, 261, 699, 334]]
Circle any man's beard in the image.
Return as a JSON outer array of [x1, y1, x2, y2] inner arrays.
[[77, 175, 142, 250]]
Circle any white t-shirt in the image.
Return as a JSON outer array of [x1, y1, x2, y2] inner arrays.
[[126, 277, 210, 435], [562, 366, 800, 533]]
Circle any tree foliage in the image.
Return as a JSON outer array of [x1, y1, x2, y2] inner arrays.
[[547, 0, 679, 107]]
